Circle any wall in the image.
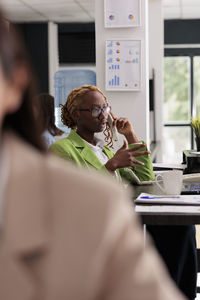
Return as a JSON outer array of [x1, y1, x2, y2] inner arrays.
[[149, 0, 163, 161], [95, 0, 150, 147]]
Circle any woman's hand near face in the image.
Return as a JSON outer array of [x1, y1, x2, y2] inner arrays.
[[112, 114, 139, 144], [105, 140, 150, 172]]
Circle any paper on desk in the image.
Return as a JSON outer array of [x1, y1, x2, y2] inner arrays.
[[135, 193, 200, 205], [152, 163, 186, 170], [135, 205, 200, 214]]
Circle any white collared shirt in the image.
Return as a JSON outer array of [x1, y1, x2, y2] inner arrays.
[[84, 136, 120, 180], [85, 137, 109, 165]]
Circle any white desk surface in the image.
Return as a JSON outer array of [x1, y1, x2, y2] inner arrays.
[[132, 184, 200, 225]]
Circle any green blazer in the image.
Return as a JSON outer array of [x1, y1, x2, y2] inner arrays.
[[50, 130, 155, 184]]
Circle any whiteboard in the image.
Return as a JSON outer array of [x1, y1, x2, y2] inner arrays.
[[104, 0, 141, 28], [105, 40, 141, 91]]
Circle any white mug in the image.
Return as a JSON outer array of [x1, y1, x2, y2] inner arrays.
[[155, 170, 183, 195]]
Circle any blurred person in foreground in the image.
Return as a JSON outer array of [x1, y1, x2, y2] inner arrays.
[[0, 7, 186, 300], [36, 93, 63, 149]]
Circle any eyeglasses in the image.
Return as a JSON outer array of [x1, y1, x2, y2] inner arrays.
[[79, 106, 111, 118]]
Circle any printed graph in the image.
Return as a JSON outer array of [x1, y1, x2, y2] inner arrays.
[[105, 40, 141, 91], [108, 75, 120, 86]]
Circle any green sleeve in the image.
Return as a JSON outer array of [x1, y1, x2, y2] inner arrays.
[[49, 143, 72, 162], [119, 142, 155, 183]]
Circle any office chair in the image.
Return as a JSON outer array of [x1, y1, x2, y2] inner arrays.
[[54, 69, 96, 133]]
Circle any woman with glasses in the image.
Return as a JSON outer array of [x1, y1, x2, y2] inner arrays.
[[50, 85, 154, 182], [50, 84, 197, 300]]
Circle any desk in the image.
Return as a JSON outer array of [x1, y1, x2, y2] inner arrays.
[[133, 184, 198, 299], [133, 183, 200, 225]]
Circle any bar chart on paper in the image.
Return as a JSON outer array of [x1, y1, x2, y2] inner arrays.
[[105, 39, 141, 91], [109, 75, 120, 86]]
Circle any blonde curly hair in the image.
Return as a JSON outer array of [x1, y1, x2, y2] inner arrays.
[[61, 85, 114, 148]]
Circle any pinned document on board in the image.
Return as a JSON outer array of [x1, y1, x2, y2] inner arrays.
[[105, 39, 141, 91], [104, 0, 141, 28]]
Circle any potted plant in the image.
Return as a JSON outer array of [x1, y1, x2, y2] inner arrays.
[[191, 115, 200, 151]]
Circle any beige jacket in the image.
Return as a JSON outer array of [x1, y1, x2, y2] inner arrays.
[[0, 133, 186, 300]]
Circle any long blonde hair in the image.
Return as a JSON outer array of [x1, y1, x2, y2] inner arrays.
[[61, 85, 114, 148]]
